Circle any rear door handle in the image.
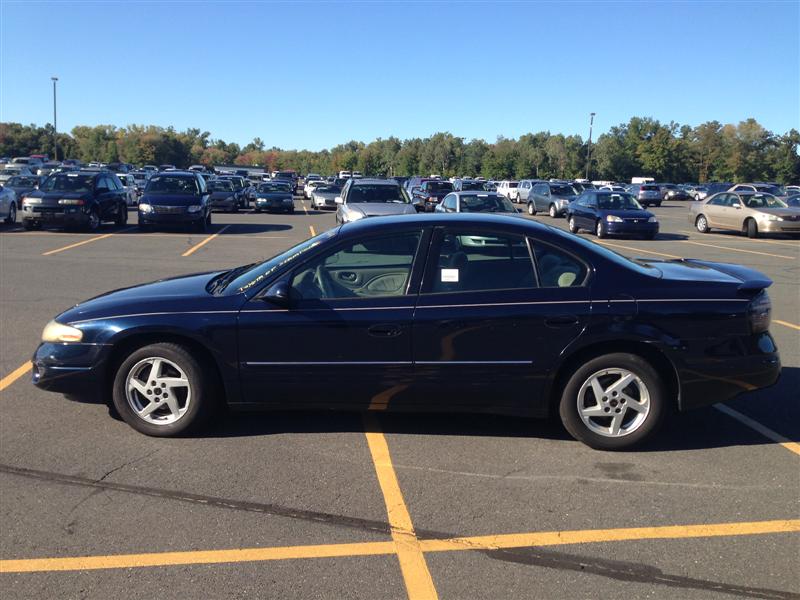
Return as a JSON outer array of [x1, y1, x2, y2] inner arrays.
[[368, 324, 403, 338], [544, 315, 579, 327]]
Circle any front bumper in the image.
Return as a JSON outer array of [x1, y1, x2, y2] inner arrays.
[[32, 342, 110, 395], [255, 198, 294, 212], [757, 220, 800, 233], [22, 206, 90, 227], [139, 211, 205, 226], [606, 221, 659, 236]]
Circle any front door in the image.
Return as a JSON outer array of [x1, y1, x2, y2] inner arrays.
[[237, 228, 427, 410], [410, 227, 591, 416]]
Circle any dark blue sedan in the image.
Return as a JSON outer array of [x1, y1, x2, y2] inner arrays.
[[31, 214, 780, 450], [567, 190, 659, 239]]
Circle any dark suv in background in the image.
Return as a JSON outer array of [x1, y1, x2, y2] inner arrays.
[[21, 170, 128, 231], [411, 179, 454, 212]]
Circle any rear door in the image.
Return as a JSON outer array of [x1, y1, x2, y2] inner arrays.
[[410, 226, 591, 415]]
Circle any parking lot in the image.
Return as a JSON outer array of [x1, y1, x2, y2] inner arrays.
[[0, 199, 798, 599]]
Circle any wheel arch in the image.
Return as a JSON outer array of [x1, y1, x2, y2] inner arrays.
[[104, 331, 229, 406], [547, 340, 680, 417]]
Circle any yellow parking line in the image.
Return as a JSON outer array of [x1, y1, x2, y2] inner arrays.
[[419, 519, 800, 553], [2, 518, 797, 574], [41, 227, 135, 256], [774, 320, 800, 331], [301, 200, 309, 215], [681, 240, 794, 260], [309, 225, 316, 237], [363, 415, 438, 600], [0, 361, 32, 393], [595, 240, 682, 259], [714, 404, 800, 456], [181, 225, 230, 257], [0, 541, 395, 574]]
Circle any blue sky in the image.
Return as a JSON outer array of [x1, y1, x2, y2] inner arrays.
[[1, 1, 797, 150]]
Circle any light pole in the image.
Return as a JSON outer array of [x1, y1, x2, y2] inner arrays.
[[51, 76, 58, 161], [585, 112, 595, 180]]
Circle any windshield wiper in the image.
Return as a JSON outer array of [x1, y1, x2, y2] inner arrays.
[[207, 262, 258, 294]]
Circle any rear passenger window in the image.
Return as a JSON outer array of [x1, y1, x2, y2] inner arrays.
[[531, 242, 588, 288], [427, 231, 535, 294]]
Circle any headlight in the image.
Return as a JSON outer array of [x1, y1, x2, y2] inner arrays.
[[346, 210, 364, 221], [139, 203, 153, 213], [23, 198, 41, 205], [58, 198, 85, 205], [648, 216, 658, 223], [606, 215, 623, 222], [41, 320, 83, 343], [187, 204, 203, 213], [761, 214, 783, 221]]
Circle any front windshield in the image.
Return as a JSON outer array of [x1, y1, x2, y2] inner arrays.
[[209, 180, 234, 192], [347, 184, 408, 203], [460, 194, 516, 213], [40, 173, 94, 193], [597, 193, 642, 210], [258, 182, 291, 193], [145, 175, 199, 194], [744, 193, 787, 209], [227, 228, 338, 294]]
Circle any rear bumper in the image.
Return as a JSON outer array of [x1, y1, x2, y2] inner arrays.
[[255, 199, 294, 212], [32, 342, 110, 395], [209, 199, 237, 211], [676, 332, 781, 410]]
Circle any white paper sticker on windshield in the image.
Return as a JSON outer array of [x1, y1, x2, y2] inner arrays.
[[441, 269, 459, 283]]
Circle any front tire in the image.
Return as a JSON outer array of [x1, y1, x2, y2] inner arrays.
[[558, 353, 666, 450], [112, 343, 216, 437], [5, 202, 16, 224], [745, 218, 758, 238], [549, 204, 558, 218], [527, 202, 536, 216], [86, 208, 100, 232]]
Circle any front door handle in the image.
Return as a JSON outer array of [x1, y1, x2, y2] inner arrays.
[[368, 324, 403, 338], [544, 315, 579, 328]]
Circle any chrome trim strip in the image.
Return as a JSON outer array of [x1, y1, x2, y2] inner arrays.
[[241, 306, 412, 314], [415, 360, 532, 365], [245, 361, 413, 366], [69, 310, 239, 325], [417, 300, 590, 309], [637, 298, 749, 303]]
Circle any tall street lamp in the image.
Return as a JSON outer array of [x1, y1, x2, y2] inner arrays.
[[51, 76, 58, 161], [585, 112, 595, 180]]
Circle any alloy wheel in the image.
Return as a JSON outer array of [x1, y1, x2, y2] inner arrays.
[[125, 357, 192, 425], [576, 368, 651, 437]]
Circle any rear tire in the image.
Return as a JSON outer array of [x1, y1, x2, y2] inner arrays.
[[115, 203, 128, 226], [568, 216, 579, 233], [86, 209, 100, 232], [745, 219, 758, 238], [5, 202, 16, 224], [112, 342, 217, 437], [595, 219, 607, 238], [558, 352, 666, 450], [23, 220, 36, 231]]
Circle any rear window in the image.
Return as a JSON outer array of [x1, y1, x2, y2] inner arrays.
[[509, 182, 519, 188], [550, 184, 576, 196], [427, 181, 453, 193], [347, 184, 407, 203], [641, 185, 659, 191]]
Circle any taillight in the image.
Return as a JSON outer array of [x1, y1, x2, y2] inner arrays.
[[748, 291, 772, 333]]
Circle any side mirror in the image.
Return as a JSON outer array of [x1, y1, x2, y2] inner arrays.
[[335, 197, 343, 204], [262, 280, 290, 306], [411, 186, 421, 194]]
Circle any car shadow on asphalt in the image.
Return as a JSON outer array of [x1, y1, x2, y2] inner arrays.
[[65, 371, 799, 452]]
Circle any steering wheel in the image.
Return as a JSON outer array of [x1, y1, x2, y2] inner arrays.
[[314, 264, 334, 298]]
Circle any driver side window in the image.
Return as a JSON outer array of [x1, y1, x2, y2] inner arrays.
[[290, 232, 421, 301]]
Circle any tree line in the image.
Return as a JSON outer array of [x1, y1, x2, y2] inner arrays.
[[1, 117, 797, 184]]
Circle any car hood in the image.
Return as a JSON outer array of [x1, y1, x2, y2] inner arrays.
[[256, 191, 293, 200], [141, 194, 201, 206], [57, 270, 227, 324], [347, 203, 416, 217]]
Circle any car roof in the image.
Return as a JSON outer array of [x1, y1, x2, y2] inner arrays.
[[351, 178, 400, 186], [340, 212, 548, 236]]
